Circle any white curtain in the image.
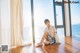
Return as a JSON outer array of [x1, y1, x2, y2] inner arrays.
[[0, 0, 1, 47], [0, 16, 1, 47], [10, 0, 23, 47]]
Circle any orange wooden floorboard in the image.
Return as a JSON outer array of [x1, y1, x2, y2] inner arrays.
[[8, 37, 80, 53]]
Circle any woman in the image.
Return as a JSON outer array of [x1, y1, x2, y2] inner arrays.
[[37, 19, 60, 46]]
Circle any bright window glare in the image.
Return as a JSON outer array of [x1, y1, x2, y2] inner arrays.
[[23, 0, 32, 43], [33, 0, 54, 43], [56, 6, 63, 25], [70, 0, 80, 25]]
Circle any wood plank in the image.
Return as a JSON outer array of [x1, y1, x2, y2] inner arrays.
[[8, 37, 80, 53]]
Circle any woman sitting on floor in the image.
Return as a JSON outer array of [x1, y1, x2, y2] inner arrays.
[[37, 19, 60, 46]]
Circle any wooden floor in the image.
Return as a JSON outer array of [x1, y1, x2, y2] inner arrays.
[[9, 36, 80, 53]]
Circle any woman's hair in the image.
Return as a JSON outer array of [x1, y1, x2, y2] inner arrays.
[[44, 19, 50, 24]]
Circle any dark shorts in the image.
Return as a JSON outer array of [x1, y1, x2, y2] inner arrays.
[[48, 35, 56, 44]]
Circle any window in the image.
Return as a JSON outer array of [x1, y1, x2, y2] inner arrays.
[[33, 0, 54, 43], [70, 0, 80, 39], [23, 0, 32, 43]]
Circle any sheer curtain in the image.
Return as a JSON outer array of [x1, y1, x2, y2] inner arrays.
[[10, 0, 23, 47], [0, 14, 1, 47], [0, 0, 1, 47]]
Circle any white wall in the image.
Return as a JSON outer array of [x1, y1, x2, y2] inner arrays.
[[1, 0, 10, 48], [64, 0, 71, 36]]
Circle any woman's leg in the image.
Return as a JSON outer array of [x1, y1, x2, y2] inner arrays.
[[37, 32, 49, 46], [40, 32, 49, 43]]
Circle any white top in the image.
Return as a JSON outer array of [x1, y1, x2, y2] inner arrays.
[[44, 25, 57, 37]]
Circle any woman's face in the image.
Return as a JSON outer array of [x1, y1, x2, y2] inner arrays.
[[45, 22, 50, 27]]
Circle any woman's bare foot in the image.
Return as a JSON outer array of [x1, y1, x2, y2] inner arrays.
[[44, 41, 50, 45], [36, 43, 42, 47]]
